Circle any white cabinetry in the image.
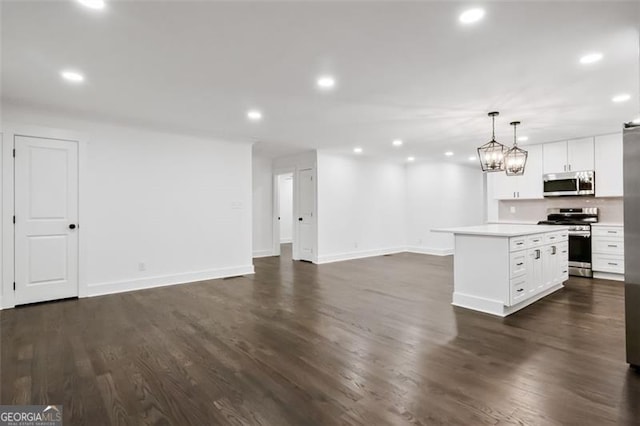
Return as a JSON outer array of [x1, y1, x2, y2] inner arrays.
[[592, 225, 624, 280], [568, 138, 595, 171], [442, 225, 569, 317], [595, 133, 624, 197], [489, 144, 543, 200], [543, 141, 568, 174], [508, 231, 568, 306], [543, 138, 594, 174]]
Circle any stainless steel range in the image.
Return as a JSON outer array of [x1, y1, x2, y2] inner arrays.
[[538, 208, 598, 277]]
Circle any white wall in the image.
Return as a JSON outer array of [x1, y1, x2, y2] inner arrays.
[[406, 162, 484, 255], [2, 104, 253, 305], [252, 154, 274, 257], [317, 153, 406, 263], [277, 173, 293, 243]]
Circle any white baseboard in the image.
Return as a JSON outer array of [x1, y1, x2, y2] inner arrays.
[[86, 265, 255, 297], [316, 247, 406, 264], [453, 283, 563, 317], [253, 249, 275, 258], [279, 238, 292, 244], [593, 271, 625, 282], [405, 246, 454, 256]]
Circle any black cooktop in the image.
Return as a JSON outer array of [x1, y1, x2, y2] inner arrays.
[[537, 220, 593, 226]]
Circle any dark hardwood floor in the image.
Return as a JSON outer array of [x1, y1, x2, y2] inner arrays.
[[1, 244, 639, 425]]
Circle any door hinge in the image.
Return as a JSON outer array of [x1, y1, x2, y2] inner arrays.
[[13, 282, 16, 291], [13, 216, 15, 224], [12, 149, 15, 158]]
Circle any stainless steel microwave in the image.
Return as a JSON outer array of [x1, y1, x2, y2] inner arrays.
[[543, 171, 595, 197]]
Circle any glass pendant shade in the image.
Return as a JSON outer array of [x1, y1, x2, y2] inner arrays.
[[504, 121, 528, 176], [477, 111, 507, 172]]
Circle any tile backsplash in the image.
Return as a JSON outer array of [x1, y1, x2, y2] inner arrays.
[[498, 197, 623, 224]]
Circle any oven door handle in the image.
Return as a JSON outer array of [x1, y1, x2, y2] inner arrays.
[[569, 232, 591, 237]]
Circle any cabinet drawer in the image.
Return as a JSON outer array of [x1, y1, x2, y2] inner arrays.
[[558, 242, 569, 258], [510, 252, 527, 278], [557, 230, 569, 242], [527, 234, 545, 248], [510, 276, 528, 305], [593, 226, 624, 238], [593, 238, 624, 255], [510, 237, 528, 252], [545, 232, 563, 244], [593, 254, 625, 274]]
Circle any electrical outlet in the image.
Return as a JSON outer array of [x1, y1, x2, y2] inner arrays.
[[510, 206, 516, 214], [418, 238, 423, 245], [354, 242, 359, 249], [138, 262, 146, 272]]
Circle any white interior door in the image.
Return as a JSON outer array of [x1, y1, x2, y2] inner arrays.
[[14, 136, 79, 305], [297, 168, 315, 261], [278, 174, 293, 243]]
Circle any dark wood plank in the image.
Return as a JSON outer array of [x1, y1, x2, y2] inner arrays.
[[1, 244, 638, 425]]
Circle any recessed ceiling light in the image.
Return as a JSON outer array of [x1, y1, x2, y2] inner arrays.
[[392, 139, 403, 147], [579, 52, 603, 65], [407, 156, 415, 162], [316, 76, 336, 89], [247, 110, 263, 121], [518, 136, 529, 142], [77, 0, 105, 10], [459, 8, 485, 24], [353, 147, 363, 154], [612, 94, 631, 103], [60, 70, 85, 83], [445, 151, 454, 156], [469, 156, 477, 161]]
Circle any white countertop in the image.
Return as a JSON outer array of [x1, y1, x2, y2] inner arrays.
[[592, 223, 624, 227], [433, 224, 569, 237]]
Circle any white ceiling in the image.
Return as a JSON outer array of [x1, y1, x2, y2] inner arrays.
[[2, 1, 639, 162]]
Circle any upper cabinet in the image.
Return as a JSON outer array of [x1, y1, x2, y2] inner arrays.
[[594, 133, 623, 197], [489, 144, 543, 200], [542, 138, 594, 174], [489, 133, 622, 201], [543, 141, 568, 174], [568, 138, 595, 172]]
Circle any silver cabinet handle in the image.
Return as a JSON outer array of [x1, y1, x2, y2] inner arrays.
[[608, 244, 618, 248], [608, 262, 619, 266]]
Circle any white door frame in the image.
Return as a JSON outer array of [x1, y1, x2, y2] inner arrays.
[[272, 167, 296, 258], [1, 123, 88, 309]]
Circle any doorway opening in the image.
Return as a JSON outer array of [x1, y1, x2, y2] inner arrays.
[[276, 172, 294, 260]]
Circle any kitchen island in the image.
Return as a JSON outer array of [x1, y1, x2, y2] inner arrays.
[[434, 224, 570, 317]]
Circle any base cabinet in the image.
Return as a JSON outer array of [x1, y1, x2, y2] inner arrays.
[[592, 225, 624, 278], [449, 226, 570, 317], [509, 232, 568, 306]]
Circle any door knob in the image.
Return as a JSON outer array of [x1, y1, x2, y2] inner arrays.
[[298, 217, 303, 221], [69, 224, 77, 230]]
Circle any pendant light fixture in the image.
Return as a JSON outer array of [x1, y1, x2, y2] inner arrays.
[[504, 121, 528, 176], [477, 111, 507, 172]]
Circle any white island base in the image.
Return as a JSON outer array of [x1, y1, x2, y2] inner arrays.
[[436, 225, 570, 317]]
